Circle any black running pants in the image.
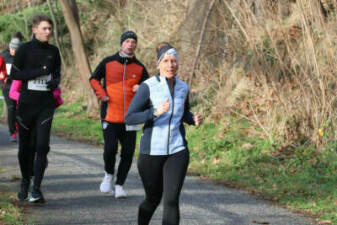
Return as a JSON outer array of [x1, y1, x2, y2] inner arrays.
[[137, 149, 189, 225], [102, 122, 136, 185], [2, 82, 17, 135], [17, 103, 54, 190]]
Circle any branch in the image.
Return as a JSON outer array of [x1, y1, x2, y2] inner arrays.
[[188, 0, 216, 87], [47, 0, 66, 64]]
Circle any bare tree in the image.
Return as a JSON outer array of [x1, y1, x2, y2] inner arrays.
[[46, 0, 65, 64], [188, 0, 216, 87], [176, 0, 211, 83], [68, 0, 80, 25], [59, 0, 98, 114]]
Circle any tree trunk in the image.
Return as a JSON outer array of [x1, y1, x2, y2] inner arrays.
[[188, 0, 216, 87], [59, 0, 98, 114], [46, 0, 65, 64], [176, 0, 211, 83], [68, 0, 80, 25]]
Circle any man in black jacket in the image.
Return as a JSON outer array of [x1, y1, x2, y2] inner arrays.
[[11, 14, 61, 203]]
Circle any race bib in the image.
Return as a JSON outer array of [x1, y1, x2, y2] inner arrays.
[[6, 64, 12, 75], [27, 74, 52, 91], [125, 124, 141, 131]]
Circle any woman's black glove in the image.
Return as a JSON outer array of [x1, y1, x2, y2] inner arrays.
[[46, 79, 59, 91]]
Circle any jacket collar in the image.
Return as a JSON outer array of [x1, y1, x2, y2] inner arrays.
[[31, 36, 49, 48], [114, 51, 136, 64], [156, 74, 177, 87]]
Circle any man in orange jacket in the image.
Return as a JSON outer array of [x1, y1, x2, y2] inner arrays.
[[89, 31, 148, 198]]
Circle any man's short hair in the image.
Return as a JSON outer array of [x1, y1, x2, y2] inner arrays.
[[32, 14, 53, 27]]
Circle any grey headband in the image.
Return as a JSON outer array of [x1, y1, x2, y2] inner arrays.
[[157, 46, 178, 65]]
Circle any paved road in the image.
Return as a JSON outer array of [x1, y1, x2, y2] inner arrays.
[[0, 124, 314, 225]]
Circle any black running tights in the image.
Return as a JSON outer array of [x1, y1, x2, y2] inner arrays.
[[102, 122, 136, 185], [2, 83, 17, 135], [137, 149, 189, 225], [17, 105, 54, 190]]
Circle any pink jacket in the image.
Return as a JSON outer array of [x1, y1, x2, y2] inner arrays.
[[9, 80, 63, 108]]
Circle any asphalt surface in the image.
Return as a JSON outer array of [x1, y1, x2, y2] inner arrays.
[[0, 124, 315, 225]]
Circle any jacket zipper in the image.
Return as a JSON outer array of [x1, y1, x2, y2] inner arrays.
[[167, 81, 174, 155], [122, 59, 127, 119]]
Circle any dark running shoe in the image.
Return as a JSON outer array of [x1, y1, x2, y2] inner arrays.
[[17, 178, 30, 201], [29, 189, 45, 204]]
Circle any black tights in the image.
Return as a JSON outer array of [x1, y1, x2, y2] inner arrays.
[[102, 122, 136, 185], [137, 149, 189, 225], [17, 104, 54, 190], [2, 82, 17, 135]]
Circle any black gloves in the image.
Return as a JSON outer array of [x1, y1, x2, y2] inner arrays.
[[46, 79, 59, 91]]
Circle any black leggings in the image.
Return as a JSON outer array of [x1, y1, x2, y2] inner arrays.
[[17, 103, 54, 190], [102, 122, 136, 185], [2, 82, 17, 135], [137, 149, 189, 225]]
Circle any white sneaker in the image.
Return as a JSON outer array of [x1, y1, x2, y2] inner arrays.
[[115, 185, 127, 198], [100, 172, 113, 193]]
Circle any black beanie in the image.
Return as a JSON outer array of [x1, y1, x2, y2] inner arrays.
[[120, 31, 137, 45]]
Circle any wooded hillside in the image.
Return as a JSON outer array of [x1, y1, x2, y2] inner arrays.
[[1, 0, 336, 149]]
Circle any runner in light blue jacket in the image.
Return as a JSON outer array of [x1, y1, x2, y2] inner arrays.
[[125, 42, 203, 225]]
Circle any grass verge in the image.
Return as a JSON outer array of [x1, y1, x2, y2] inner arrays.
[[0, 191, 25, 225], [52, 101, 103, 145], [0, 167, 25, 225], [186, 121, 337, 224]]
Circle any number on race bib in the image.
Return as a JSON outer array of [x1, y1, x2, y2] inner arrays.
[[27, 74, 52, 91]]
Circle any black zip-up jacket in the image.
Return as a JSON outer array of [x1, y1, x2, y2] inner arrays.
[[11, 37, 61, 107], [1, 49, 13, 64]]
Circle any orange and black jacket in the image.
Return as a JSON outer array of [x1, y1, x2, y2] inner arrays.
[[89, 52, 149, 123]]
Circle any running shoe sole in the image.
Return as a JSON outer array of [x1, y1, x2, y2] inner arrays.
[[100, 189, 115, 195], [29, 196, 45, 204], [115, 195, 127, 199]]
